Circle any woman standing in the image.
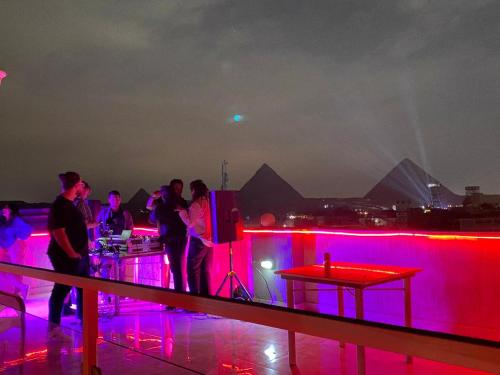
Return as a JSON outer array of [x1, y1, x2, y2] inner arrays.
[[0, 203, 32, 299], [178, 180, 213, 296]]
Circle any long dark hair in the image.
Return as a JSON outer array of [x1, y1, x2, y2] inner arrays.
[[1, 203, 19, 224], [190, 180, 208, 202]]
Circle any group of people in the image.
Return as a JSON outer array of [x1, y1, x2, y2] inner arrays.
[[147, 179, 213, 297], [46, 171, 213, 341]]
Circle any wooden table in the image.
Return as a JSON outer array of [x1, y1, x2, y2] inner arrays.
[[275, 262, 421, 375]]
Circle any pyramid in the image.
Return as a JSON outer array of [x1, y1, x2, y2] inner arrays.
[[238, 164, 304, 219], [126, 188, 151, 210], [364, 159, 462, 208]]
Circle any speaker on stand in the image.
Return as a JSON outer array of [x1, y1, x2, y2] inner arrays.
[[210, 190, 252, 300]]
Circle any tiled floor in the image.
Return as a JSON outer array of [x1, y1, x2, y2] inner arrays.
[[0, 297, 495, 375]]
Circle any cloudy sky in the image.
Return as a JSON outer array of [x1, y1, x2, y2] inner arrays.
[[1, 0, 500, 201]]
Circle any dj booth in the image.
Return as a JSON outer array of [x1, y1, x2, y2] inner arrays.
[[89, 231, 169, 315]]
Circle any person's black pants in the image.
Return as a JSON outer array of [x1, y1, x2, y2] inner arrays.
[[164, 237, 187, 293], [48, 254, 89, 325], [187, 237, 213, 296]]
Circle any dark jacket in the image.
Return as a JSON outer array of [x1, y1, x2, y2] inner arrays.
[[150, 196, 188, 243]]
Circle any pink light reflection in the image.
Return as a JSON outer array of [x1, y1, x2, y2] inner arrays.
[[0, 70, 7, 84]]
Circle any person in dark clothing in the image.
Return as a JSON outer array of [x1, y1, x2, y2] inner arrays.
[[147, 180, 188, 293], [47, 171, 89, 341], [96, 190, 133, 237], [0, 203, 32, 299]]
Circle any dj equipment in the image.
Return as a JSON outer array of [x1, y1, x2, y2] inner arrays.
[[95, 235, 162, 254], [126, 236, 162, 253]]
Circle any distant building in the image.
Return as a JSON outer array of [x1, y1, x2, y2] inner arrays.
[[463, 186, 500, 208]]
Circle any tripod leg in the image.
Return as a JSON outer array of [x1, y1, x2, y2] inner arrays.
[[233, 272, 253, 301], [215, 273, 230, 297]]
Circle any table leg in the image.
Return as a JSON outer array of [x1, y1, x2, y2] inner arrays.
[[160, 254, 166, 288], [287, 279, 297, 366], [355, 288, 365, 375], [337, 286, 345, 348], [114, 258, 121, 316], [82, 288, 98, 375], [404, 277, 413, 364]]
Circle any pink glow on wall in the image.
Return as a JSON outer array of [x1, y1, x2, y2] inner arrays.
[[23, 227, 253, 299], [247, 228, 500, 341]]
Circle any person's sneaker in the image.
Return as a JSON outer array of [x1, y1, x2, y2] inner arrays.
[[48, 326, 73, 343]]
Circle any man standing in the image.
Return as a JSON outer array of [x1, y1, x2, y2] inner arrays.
[[74, 181, 98, 246], [47, 171, 89, 341], [147, 180, 188, 294]]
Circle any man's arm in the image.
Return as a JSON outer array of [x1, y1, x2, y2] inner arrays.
[[146, 191, 161, 211], [51, 228, 81, 259], [124, 211, 134, 230]]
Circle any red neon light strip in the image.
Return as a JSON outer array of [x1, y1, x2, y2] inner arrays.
[[30, 227, 500, 240], [243, 229, 500, 240], [31, 227, 159, 237]]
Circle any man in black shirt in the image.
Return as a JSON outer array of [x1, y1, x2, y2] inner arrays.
[[147, 180, 188, 293], [47, 171, 89, 341], [96, 190, 133, 237]]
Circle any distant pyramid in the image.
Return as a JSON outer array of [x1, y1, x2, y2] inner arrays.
[[238, 164, 304, 220], [364, 159, 462, 208], [127, 188, 150, 210]]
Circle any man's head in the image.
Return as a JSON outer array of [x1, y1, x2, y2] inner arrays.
[[80, 181, 91, 199], [108, 190, 122, 211], [1, 203, 15, 220], [169, 179, 183, 198], [189, 179, 208, 201], [159, 185, 169, 201], [59, 171, 84, 196]]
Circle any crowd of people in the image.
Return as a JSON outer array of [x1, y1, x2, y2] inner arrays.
[[46, 171, 213, 341]]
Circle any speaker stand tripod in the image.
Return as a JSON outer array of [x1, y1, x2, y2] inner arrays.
[[215, 240, 253, 301]]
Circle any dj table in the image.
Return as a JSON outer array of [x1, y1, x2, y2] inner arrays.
[[90, 249, 168, 315], [275, 262, 421, 375]]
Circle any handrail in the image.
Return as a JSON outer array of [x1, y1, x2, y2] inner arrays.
[[0, 261, 499, 374], [0, 289, 26, 313]]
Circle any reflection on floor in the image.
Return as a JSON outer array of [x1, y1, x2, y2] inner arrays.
[[0, 298, 494, 375]]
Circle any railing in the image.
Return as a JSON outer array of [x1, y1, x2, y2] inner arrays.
[[0, 261, 499, 375]]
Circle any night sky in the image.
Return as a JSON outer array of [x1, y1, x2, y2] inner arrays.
[[1, 1, 500, 202]]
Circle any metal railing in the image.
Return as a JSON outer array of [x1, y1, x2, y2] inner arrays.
[[0, 261, 499, 375]]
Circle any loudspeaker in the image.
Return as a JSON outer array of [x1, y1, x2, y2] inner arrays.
[[210, 190, 243, 244]]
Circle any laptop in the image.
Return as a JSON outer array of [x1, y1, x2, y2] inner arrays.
[[109, 229, 132, 242], [120, 229, 132, 241]]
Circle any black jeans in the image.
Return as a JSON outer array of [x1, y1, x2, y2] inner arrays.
[[187, 237, 213, 296], [164, 236, 187, 293], [48, 254, 89, 325]]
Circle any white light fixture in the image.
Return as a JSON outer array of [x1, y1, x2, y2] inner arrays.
[[260, 260, 273, 270], [264, 344, 277, 361]]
